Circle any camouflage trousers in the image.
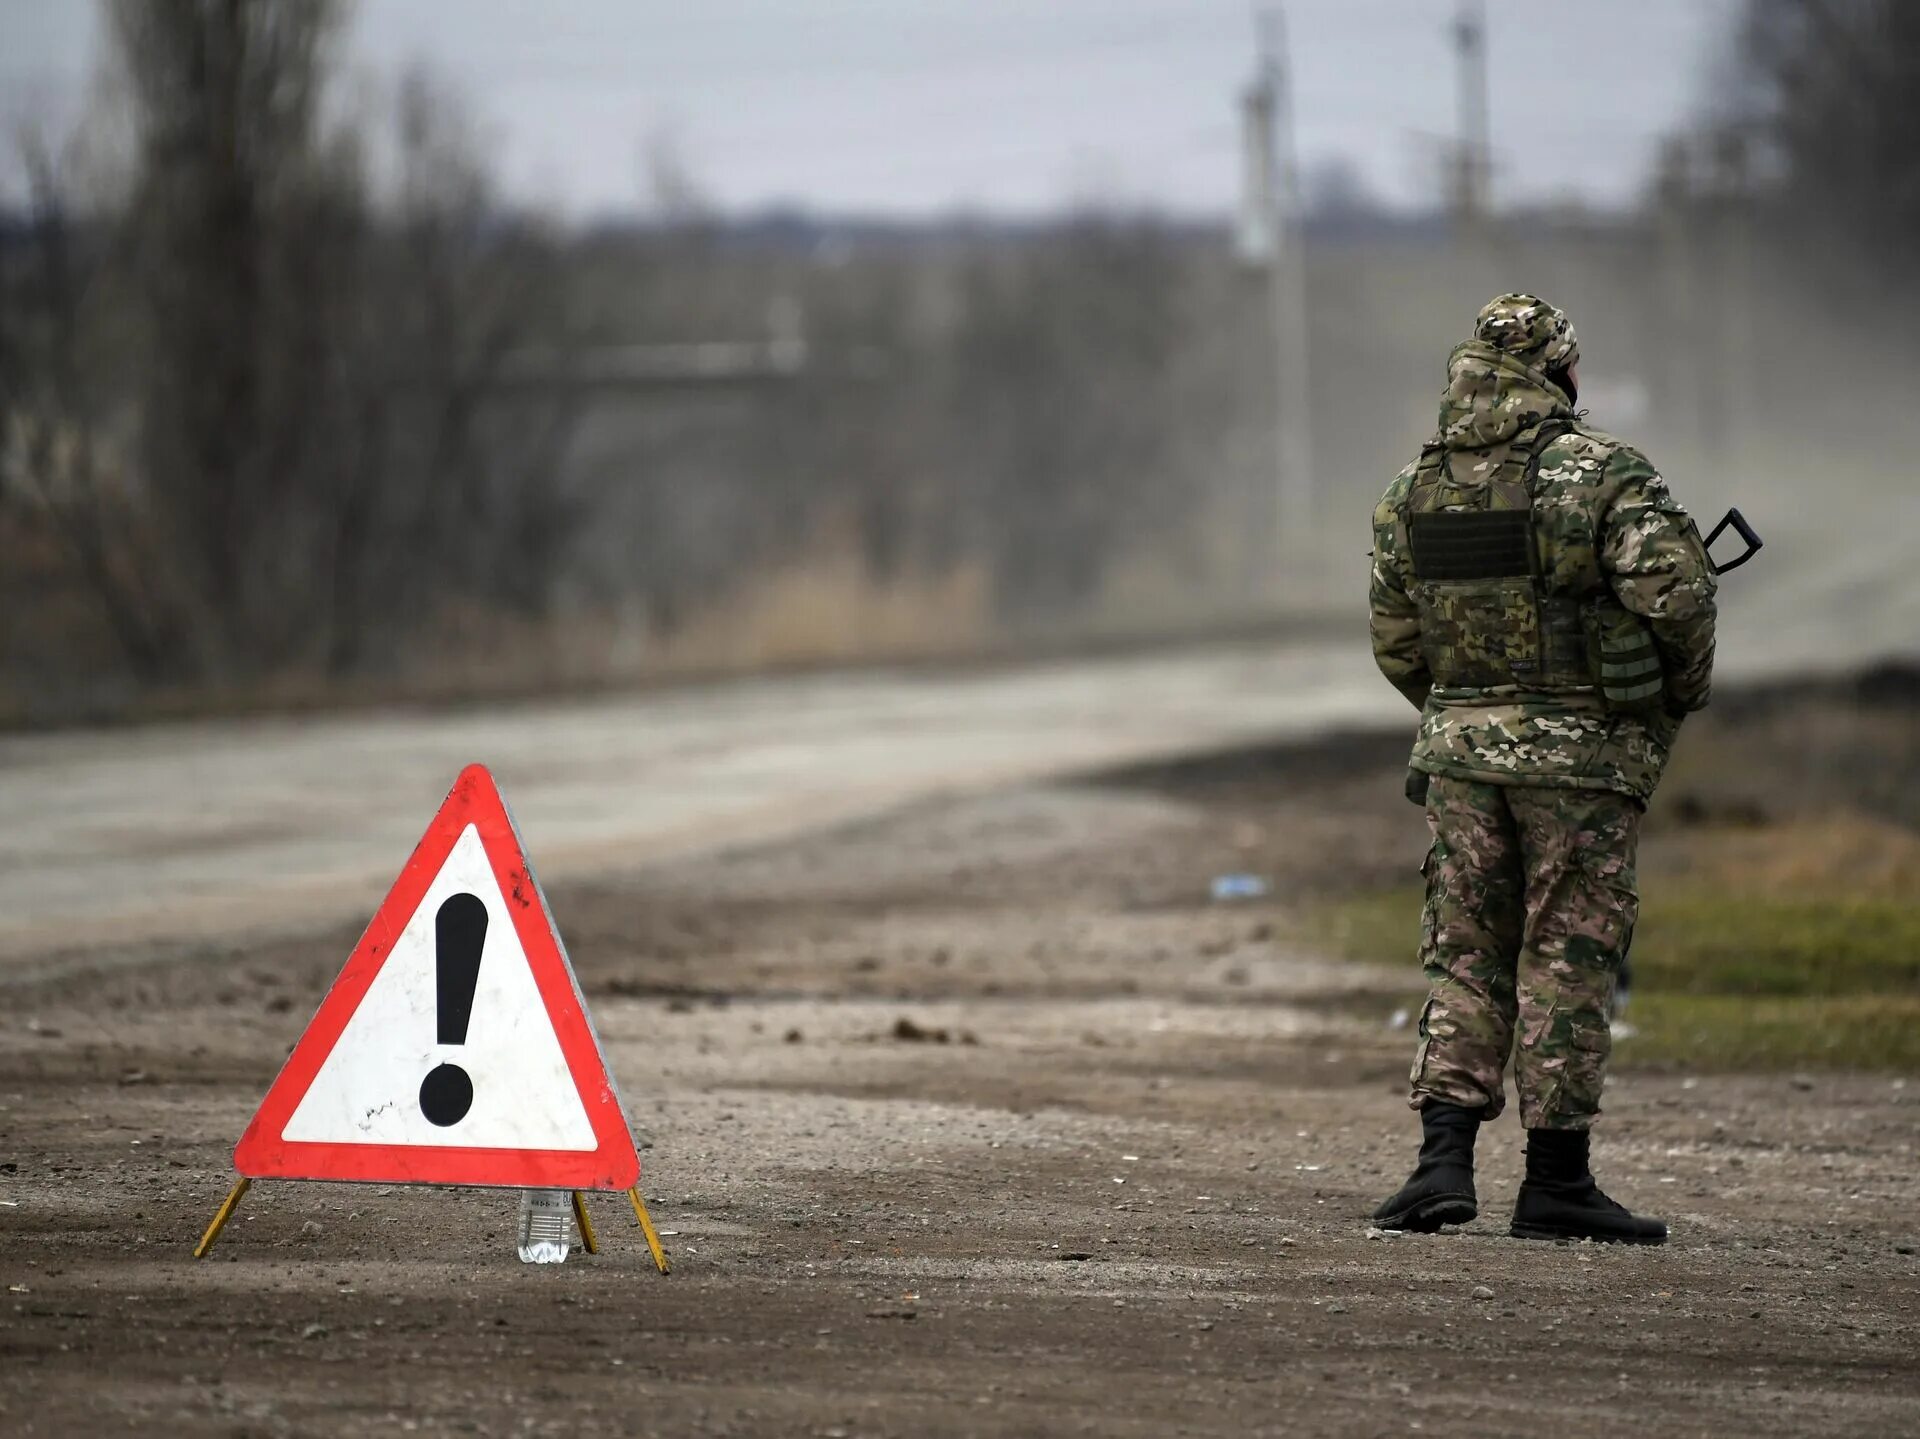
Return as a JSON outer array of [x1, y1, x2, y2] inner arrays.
[[1408, 776, 1640, 1130]]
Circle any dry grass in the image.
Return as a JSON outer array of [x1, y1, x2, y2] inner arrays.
[[650, 559, 991, 672], [1664, 811, 1920, 899], [4, 556, 1001, 728]]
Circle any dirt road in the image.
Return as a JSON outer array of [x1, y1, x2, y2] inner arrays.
[[0, 641, 1395, 971], [3, 716, 1916, 1437]]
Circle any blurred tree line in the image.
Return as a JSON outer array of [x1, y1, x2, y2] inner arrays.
[[1636, 0, 1920, 486], [1, 1, 583, 697], [1728, 0, 1920, 268], [1, 2, 1244, 717], [9, 0, 1913, 720]]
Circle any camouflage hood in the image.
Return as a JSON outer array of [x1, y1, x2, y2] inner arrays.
[[1436, 340, 1575, 452]]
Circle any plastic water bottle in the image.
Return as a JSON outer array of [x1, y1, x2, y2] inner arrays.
[[516, 1188, 572, 1264]]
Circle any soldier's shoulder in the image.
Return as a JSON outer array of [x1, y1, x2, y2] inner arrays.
[[1567, 421, 1660, 473], [1569, 424, 1688, 516], [1532, 423, 1611, 490], [1375, 459, 1420, 516], [1385, 454, 1423, 494], [1539, 422, 1658, 488]]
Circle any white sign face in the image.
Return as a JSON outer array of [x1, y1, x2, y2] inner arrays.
[[281, 824, 595, 1151]]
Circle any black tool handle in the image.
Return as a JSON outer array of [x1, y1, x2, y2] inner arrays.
[[1704, 507, 1763, 575]]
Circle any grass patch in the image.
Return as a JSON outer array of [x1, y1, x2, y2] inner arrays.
[[1631, 892, 1920, 997], [1625, 993, 1920, 1071], [1311, 876, 1920, 1072]]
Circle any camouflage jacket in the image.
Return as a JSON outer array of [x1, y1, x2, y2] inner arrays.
[[1369, 341, 1718, 803]]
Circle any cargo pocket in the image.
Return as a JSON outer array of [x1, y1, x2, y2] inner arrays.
[[1563, 1015, 1613, 1123], [1532, 1013, 1612, 1127], [1410, 996, 1439, 1090], [1570, 1013, 1612, 1059], [1582, 595, 1664, 714], [1567, 824, 1639, 972], [1417, 841, 1442, 976]]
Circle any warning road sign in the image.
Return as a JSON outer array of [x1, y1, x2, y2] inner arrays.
[[232, 765, 641, 1191]]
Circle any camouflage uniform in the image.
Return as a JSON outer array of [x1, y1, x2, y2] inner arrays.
[[1370, 293, 1718, 1130]]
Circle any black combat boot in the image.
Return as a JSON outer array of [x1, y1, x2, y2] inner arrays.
[[1371, 1102, 1481, 1232], [1510, 1127, 1667, 1245]]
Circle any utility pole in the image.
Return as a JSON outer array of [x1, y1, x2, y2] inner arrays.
[[1451, 0, 1490, 226], [1240, 5, 1315, 572]]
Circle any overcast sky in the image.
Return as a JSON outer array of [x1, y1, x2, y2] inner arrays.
[[2, 0, 1742, 218]]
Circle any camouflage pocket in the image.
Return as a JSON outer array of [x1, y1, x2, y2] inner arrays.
[[1568, 835, 1640, 972], [1410, 996, 1439, 1091], [1415, 579, 1542, 687], [1417, 841, 1443, 975], [1582, 595, 1665, 714]]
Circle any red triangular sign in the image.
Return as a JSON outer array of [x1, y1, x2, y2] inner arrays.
[[234, 765, 641, 1190]]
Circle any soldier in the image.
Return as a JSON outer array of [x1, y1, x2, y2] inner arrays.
[[1367, 293, 1717, 1245]]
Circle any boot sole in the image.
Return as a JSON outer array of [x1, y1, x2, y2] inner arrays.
[[1374, 1194, 1477, 1233], [1509, 1223, 1667, 1246]]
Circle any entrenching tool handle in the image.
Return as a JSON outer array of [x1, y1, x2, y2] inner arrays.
[[1704, 508, 1763, 575]]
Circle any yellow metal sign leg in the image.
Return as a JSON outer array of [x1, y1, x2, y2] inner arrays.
[[570, 1190, 599, 1254], [193, 1176, 252, 1259], [626, 1186, 670, 1274]]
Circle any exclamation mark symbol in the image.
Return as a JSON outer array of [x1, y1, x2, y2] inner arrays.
[[418, 893, 488, 1127]]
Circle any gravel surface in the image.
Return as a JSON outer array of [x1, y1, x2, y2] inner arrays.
[[4, 735, 1917, 1437]]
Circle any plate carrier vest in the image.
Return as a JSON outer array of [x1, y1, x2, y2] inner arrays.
[[1394, 420, 1664, 711]]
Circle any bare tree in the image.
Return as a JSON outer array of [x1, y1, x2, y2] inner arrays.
[[1733, 1, 1920, 262], [2, 130, 176, 678], [3, 2, 587, 691], [942, 215, 1187, 619], [103, 0, 350, 672], [319, 65, 584, 673]]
